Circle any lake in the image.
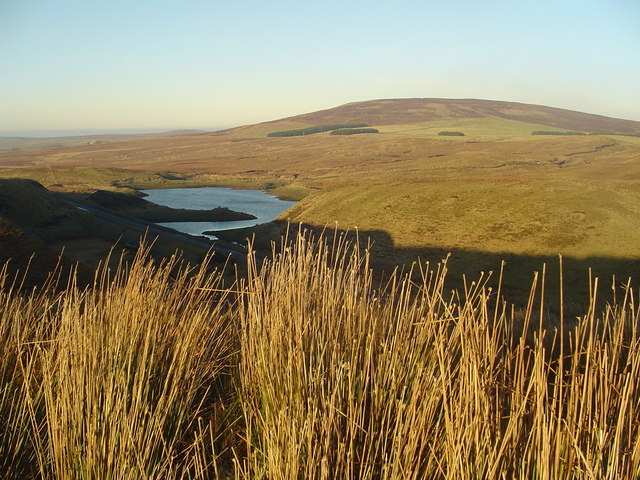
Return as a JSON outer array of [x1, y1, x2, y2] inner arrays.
[[139, 187, 296, 238]]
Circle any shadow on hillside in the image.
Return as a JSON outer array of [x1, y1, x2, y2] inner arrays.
[[1, 177, 629, 316], [270, 222, 640, 321]]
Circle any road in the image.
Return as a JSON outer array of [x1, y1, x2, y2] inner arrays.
[[68, 201, 249, 261]]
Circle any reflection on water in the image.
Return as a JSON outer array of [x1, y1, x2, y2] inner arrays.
[[140, 187, 296, 237]]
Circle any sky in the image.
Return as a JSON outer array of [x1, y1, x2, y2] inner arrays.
[[1, 0, 639, 135]]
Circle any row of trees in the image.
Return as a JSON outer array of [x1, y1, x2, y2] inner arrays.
[[330, 128, 379, 135], [438, 131, 465, 136], [532, 131, 587, 136], [588, 132, 640, 137], [267, 123, 369, 137], [268, 126, 640, 138]]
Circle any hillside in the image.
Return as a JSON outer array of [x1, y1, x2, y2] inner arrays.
[[239, 98, 640, 136], [0, 178, 96, 241], [0, 179, 225, 285], [1, 98, 640, 307], [2, 101, 640, 477], [0, 179, 100, 288]]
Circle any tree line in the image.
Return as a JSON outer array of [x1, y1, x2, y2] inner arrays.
[[438, 131, 465, 136], [330, 128, 379, 135], [267, 124, 369, 137]]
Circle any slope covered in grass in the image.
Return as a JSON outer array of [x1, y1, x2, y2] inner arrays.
[[281, 177, 640, 259], [1, 98, 639, 308]]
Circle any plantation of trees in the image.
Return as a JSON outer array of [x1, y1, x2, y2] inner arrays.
[[267, 124, 369, 137], [330, 128, 379, 135], [532, 131, 587, 136], [438, 131, 465, 136]]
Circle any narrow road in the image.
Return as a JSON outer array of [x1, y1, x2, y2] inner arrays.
[[68, 201, 248, 261]]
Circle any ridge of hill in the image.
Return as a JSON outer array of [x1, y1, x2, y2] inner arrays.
[[244, 98, 640, 135]]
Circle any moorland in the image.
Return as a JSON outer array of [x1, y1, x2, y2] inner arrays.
[[2, 98, 640, 478], [2, 98, 640, 308]]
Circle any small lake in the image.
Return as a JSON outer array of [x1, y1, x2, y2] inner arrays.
[[140, 187, 296, 237]]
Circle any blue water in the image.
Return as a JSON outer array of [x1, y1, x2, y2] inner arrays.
[[140, 187, 296, 237]]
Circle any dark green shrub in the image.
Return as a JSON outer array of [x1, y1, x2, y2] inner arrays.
[[438, 131, 465, 136]]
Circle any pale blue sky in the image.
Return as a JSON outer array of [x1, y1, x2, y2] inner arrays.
[[1, 0, 639, 134]]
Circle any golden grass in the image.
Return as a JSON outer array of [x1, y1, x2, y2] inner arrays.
[[280, 177, 640, 261], [0, 251, 235, 478], [1, 231, 640, 478], [376, 117, 571, 138]]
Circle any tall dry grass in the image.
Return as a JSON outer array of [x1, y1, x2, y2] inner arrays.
[[1, 232, 639, 478], [0, 251, 235, 479]]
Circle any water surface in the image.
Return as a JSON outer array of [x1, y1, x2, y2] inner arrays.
[[140, 187, 296, 237]]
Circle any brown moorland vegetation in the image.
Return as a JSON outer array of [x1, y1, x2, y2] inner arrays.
[[2, 97, 640, 477], [2, 98, 638, 307]]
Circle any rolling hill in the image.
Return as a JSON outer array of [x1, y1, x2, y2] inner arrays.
[[3, 99, 640, 477], [3, 99, 640, 478], [1, 98, 640, 307], [233, 98, 640, 136]]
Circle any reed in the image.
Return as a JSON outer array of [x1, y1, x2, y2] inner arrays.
[[0, 232, 639, 478], [1, 250, 235, 479], [236, 232, 640, 479]]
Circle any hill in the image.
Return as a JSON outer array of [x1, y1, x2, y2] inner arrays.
[[0, 179, 230, 287], [237, 98, 640, 136], [0, 178, 101, 288], [0, 178, 96, 241], [1, 98, 639, 308]]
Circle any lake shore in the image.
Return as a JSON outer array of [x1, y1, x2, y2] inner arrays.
[[87, 189, 257, 223], [140, 186, 297, 235]]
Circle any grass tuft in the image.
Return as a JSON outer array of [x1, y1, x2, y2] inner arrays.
[[1, 231, 639, 478]]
